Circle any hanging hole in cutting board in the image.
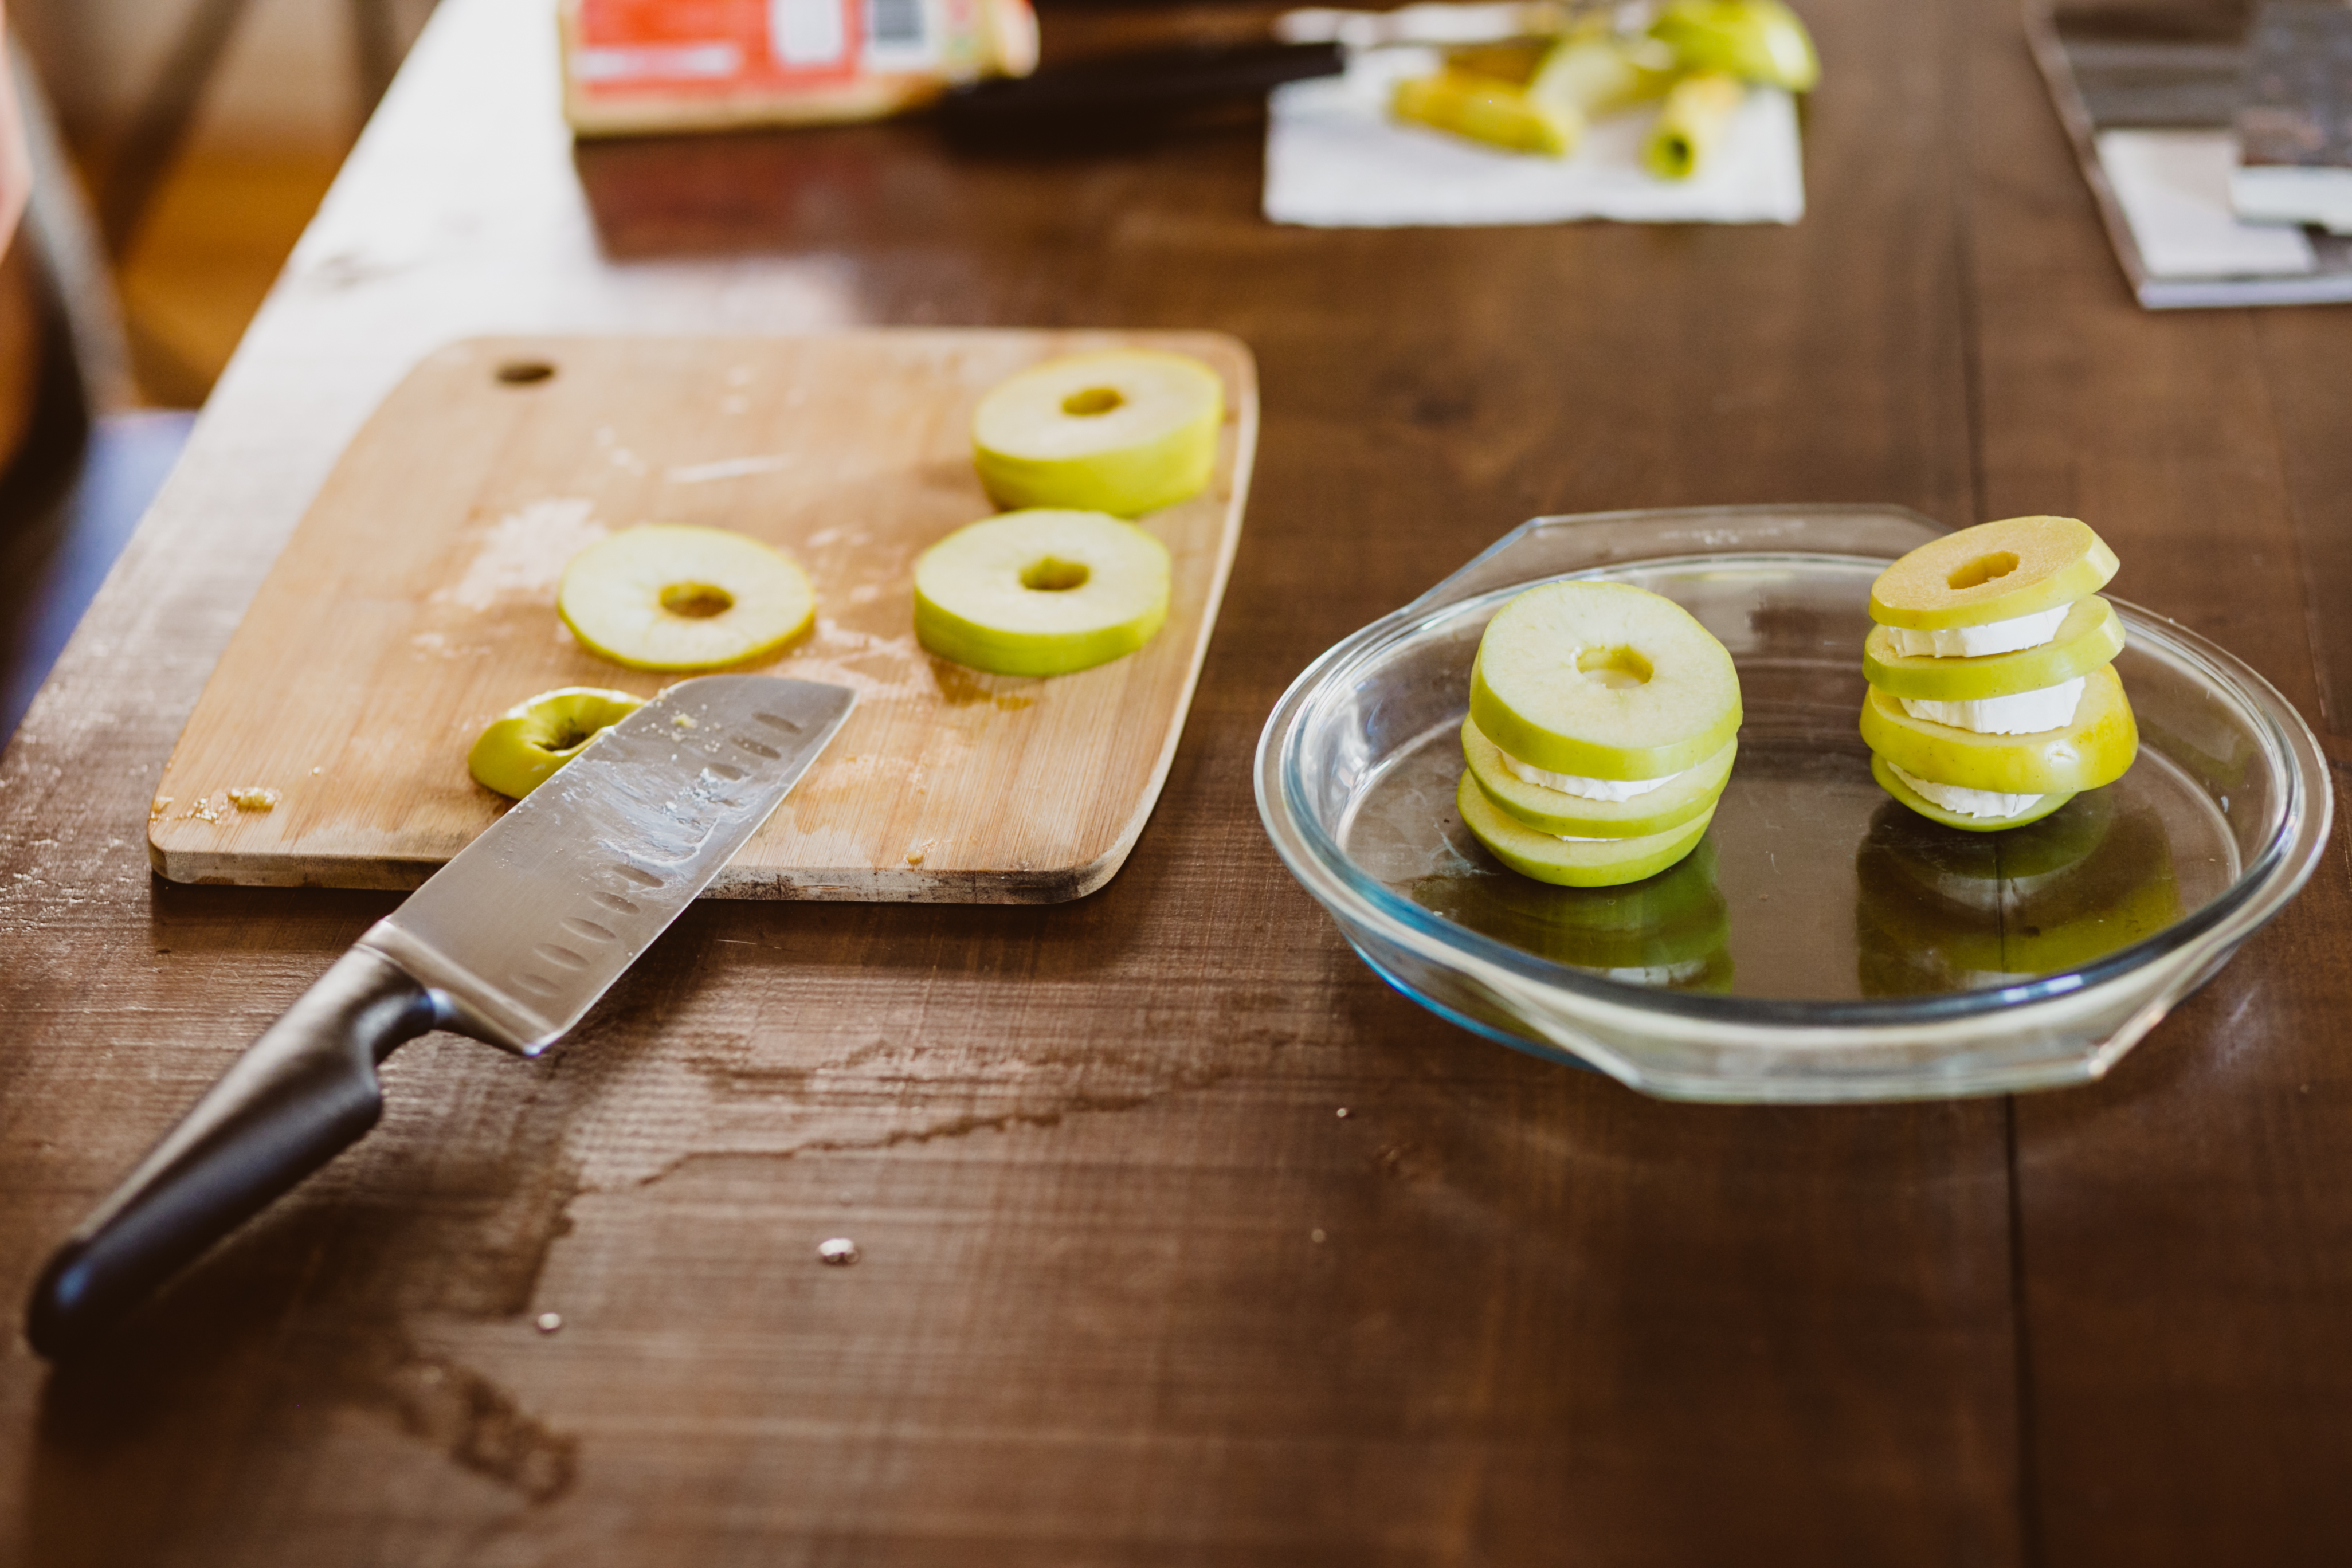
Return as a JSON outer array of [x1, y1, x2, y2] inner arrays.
[[496, 360, 557, 386]]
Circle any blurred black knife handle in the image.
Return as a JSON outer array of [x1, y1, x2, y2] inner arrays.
[[939, 38, 1347, 144], [24, 947, 449, 1359]]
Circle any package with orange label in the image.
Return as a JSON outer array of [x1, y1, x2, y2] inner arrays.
[[560, 0, 1040, 136]]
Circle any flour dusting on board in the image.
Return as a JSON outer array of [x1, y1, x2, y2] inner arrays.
[[440, 499, 608, 611], [785, 620, 927, 702]]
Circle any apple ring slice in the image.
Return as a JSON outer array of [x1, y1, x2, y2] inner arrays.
[[1468, 581, 1742, 780], [559, 524, 814, 671], [914, 508, 1171, 677], [1869, 515, 2118, 631], [1864, 595, 2124, 703], [973, 350, 1224, 516], [468, 686, 645, 799], [1860, 662, 2137, 797], [1461, 718, 1734, 839], [1457, 770, 1716, 888], [1869, 755, 2073, 834]]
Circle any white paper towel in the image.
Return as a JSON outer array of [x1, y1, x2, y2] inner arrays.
[[1264, 48, 1806, 229], [2095, 130, 2317, 280]]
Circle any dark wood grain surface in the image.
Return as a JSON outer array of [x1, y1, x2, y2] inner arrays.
[[3, 0, 2347, 1561]]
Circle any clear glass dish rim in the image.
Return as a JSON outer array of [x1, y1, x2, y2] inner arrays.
[[1255, 513, 2335, 1034]]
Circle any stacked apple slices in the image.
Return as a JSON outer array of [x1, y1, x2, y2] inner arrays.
[[915, 349, 1224, 678], [1859, 516, 2139, 832], [1458, 581, 1742, 887]]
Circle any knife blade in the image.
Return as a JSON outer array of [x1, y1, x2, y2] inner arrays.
[[26, 674, 853, 1358]]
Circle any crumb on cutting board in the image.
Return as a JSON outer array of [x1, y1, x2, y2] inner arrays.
[[227, 787, 281, 812]]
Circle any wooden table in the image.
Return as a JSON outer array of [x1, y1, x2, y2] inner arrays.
[[6, 0, 2350, 1560]]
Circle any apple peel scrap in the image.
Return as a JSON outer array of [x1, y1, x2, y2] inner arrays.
[[469, 687, 646, 799]]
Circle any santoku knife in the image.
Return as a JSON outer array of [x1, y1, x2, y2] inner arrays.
[[26, 673, 854, 1359]]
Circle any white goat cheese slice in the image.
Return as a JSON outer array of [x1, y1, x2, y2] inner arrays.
[[1499, 751, 1686, 801], [1900, 676, 2086, 736], [1887, 605, 2069, 658], [1888, 762, 2048, 821]]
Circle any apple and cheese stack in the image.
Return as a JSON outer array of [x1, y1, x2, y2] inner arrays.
[[1860, 516, 2139, 832], [1459, 581, 1742, 887]]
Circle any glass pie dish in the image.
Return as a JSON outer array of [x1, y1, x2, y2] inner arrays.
[[1255, 505, 2333, 1102]]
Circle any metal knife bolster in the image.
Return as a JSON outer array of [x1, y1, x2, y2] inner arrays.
[[360, 675, 857, 1055], [25, 676, 853, 1357]]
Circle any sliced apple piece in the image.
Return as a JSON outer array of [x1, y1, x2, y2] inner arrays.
[[1394, 68, 1582, 156], [1861, 662, 2137, 796], [1529, 28, 1676, 118], [1642, 70, 1744, 180], [1462, 718, 1733, 839], [468, 686, 645, 799], [1649, 0, 1820, 91], [1469, 581, 1742, 780], [1869, 515, 2118, 630], [1456, 770, 1715, 888], [1869, 755, 2073, 834], [973, 350, 1223, 517], [914, 508, 1170, 677], [559, 524, 814, 672], [1864, 595, 2124, 702]]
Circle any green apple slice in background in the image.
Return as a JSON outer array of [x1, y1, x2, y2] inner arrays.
[[1642, 70, 1744, 180], [1869, 754, 2072, 833], [1462, 718, 1733, 838], [1868, 515, 2118, 630], [1863, 596, 2124, 702], [1456, 770, 1715, 887], [914, 508, 1170, 677], [1530, 28, 1676, 119], [973, 350, 1223, 517], [559, 524, 814, 671], [1860, 662, 2137, 795], [1468, 581, 1742, 779], [468, 686, 645, 799], [1648, 0, 1820, 91], [1393, 68, 1581, 156]]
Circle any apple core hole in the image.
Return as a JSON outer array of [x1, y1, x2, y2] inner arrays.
[[1021, 557, 1091, 593], [1947, 551, 2020, 590], [496, 360, 556, 385], [1576, 645, 1653, 690], [1061, 387, 1124, 417], [660, 582, 735, 618]]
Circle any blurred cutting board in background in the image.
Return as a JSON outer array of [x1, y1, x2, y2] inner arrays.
[[148, 331, 1256, 901]]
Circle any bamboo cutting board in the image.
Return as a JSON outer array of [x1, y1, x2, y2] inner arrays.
[[147, 331, 1256, 900]]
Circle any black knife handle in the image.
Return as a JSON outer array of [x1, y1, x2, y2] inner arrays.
[[938, 40, 1346, 145], [25, 948, 448, 1359]]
